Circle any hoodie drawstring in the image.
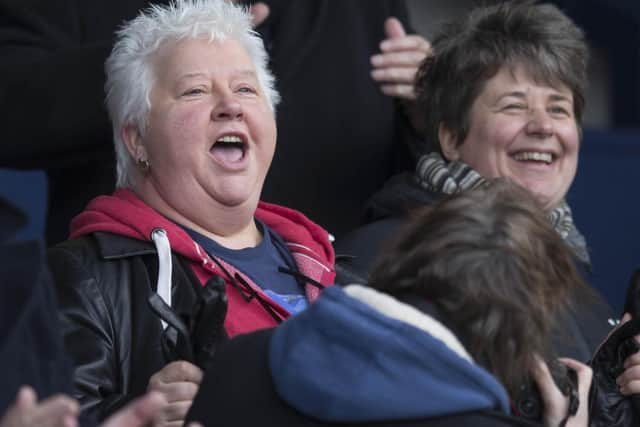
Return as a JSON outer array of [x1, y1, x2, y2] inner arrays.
[[151, 228, 172, 330]]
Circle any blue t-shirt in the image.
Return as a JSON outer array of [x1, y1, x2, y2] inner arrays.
[[183, 221, 308, 314]]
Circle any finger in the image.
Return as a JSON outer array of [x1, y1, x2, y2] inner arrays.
[[624, 351, 640, 369], [149, 361, 203, 387], [620, 379, 640, 395], [384, 17, 406, 39], [100, 391, 164, 427], [379, 84, 416, 100], [148, 380, 199, 404], [558, 360, 591, 427], [380, 35, 431, 53], [28, 396, 79, 427], [371, 67, 417, 85], [617, 365, 640, 388], [533, 359, 565, 403], [15, 386, 38, 410], [249, 2, 270, 27], [62, 414, 78, 427], [532, 358, 568, 427], [371, 51, 427, 68], [0, 388, 37, 427], [162, 401, 193, 423], [622, 312, 632, 324]]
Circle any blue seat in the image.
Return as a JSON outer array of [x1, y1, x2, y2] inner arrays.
[[569, 130, 640, 313], [0, 169, 47, 242]]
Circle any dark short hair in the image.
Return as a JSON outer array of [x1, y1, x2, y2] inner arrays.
[[369, 180, 590, 397], [415, 0, 588, 154]]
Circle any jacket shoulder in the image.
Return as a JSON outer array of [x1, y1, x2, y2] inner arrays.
[[48, 232, 155, 285]]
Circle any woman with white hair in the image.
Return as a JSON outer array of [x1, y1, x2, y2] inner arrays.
[[48, 0, 335, 425]]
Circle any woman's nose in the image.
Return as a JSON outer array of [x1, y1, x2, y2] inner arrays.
[[212, 95, 243, 121], [525, 108, 554, 138]]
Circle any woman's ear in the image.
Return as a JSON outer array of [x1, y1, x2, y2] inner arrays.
[[438, 124, 460, 162], [122, 125, 147, 161]]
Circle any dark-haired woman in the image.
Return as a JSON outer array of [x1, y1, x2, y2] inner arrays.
[[336, 0, 614, 364]]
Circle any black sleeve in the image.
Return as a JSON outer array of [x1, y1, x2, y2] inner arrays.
[[0, 1, 115, 168], [47, 244, 128, 421]]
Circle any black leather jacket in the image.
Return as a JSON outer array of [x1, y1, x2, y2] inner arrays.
[[48, 231, 205, 421]]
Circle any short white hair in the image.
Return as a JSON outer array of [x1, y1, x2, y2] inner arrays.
[[105, 0, 280, 188]]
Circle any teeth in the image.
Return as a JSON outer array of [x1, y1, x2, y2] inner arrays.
[[513, 152, 553, 164], [216, 135, 243, 143]]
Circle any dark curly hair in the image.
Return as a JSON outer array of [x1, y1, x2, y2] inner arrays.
[[369, 180, 591, 397], [414, 0, 588, 154]]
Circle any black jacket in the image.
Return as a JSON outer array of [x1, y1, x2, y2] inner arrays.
[[48, 232, 204, 422]]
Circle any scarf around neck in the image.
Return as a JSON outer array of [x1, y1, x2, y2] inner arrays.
[[415, 152, 590, 265]]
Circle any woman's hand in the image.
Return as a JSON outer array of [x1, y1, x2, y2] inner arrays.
[[0, 387, 78, 427], [147, 361, 203, 427], [370, 17, 431, 101], [0, 387, 203, 427], [532, 358, 592, 427]]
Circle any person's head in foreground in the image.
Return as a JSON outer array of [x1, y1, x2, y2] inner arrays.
[[370, 180, 593, 426], [413, 0, 587, 257]]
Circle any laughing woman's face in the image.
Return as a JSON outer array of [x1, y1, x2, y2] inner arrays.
[[127, 37, 277, 224], [440, 64, 579, 210]]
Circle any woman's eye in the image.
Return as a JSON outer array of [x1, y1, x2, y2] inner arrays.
[[237, 86, 257, 94], [504, 104, 526, 110], [182, 87, 206, 96], [549, 106, 570, 116]]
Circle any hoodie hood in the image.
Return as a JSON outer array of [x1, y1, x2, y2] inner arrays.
[[269, 285, 510, 423], [68, 189, 335, 336], [70, 189, 334, 271]]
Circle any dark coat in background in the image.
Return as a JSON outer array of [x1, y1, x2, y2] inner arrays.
[[0, 0, 164, 245], [250, 0, 420, 237]]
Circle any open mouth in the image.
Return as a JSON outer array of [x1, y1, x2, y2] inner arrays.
[[210, 134, 247, 165], [512, 151, 554, 165]]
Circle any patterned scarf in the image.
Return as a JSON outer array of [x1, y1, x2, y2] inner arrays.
[[415, 152, 589, 264]]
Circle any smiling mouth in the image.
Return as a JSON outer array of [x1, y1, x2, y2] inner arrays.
[[512, 151, 554, 165], [210, 134, 247, 164]]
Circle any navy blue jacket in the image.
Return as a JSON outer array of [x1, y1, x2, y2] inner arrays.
[[0, 198, 72, 413]]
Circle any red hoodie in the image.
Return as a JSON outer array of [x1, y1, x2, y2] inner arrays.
[[70, 189, 336, 337]]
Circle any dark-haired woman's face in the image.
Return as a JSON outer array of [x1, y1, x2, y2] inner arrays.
[[441, 64, 579, 210]]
